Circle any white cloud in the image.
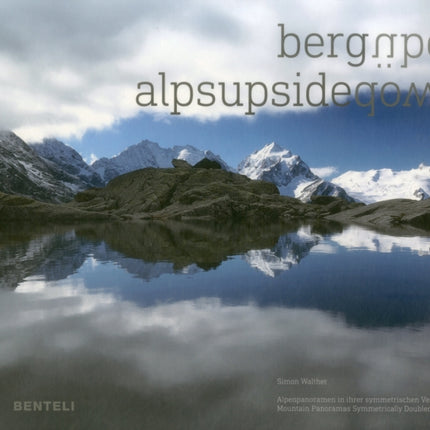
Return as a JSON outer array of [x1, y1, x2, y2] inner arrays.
[[84, 153, 99, 165], [1, 0, 430, 141], [311, 166, 339, 178]]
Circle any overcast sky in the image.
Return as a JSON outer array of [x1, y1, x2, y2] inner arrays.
[[1, 0, 430, 171]]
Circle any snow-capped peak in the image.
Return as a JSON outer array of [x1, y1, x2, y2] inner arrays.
[[256, 142, 292, 158], [0, 131, 75, 202], [30, 138, 104, 190], [238, 142, 306, 182], [92, 139, 233, 183], [0, 130, 17, 139], [238, 142, 354, 202]]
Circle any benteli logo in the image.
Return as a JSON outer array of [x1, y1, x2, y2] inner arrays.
[[13, 401, 75, 412]]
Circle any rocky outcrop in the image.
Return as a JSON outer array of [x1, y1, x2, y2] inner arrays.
[[0, 192, 109, 223], [71, 166, 353, 222], [328, 198, 430, 232]]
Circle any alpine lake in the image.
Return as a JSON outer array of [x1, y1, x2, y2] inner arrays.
[[1, 220, 430, 430]]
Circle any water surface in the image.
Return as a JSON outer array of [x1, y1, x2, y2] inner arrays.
[[1, 221, 430, 429]]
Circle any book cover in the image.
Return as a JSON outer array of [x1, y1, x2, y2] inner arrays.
[[1, 1, 430, 429]]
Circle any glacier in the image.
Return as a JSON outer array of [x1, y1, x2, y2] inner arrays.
[[332, 164, 430, 203]]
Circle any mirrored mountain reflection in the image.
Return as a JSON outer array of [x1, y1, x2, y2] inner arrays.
[[0, 225, 91, 289], [1, 221, 430, 328], [75, 220, 311, 272], [0, 220, 309, 289], [243, 226, 321, 277]]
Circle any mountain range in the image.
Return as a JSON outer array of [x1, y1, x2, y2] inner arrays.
[[1, 130, 429, 204], [331, 165, 430, 203], [91, 140, 232, 183]]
